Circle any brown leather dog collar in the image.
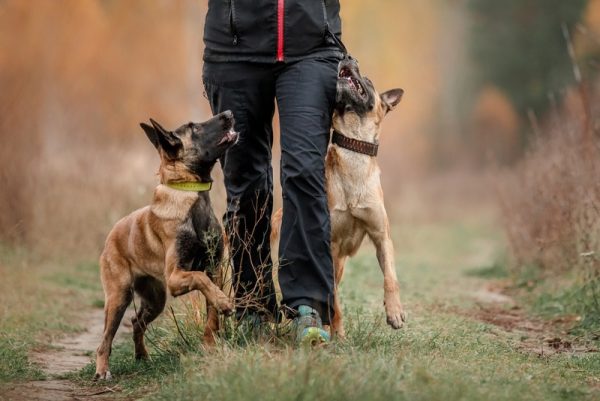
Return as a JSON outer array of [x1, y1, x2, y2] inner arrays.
[[331, 130, 379, 157]]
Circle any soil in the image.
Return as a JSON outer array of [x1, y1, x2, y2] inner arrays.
[[469, 283, 598, 357], [1, 309, 133, 401]]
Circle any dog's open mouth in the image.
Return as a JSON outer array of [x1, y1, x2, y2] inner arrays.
[[218, 129, 239, 145], [339, 66, 365, 96]]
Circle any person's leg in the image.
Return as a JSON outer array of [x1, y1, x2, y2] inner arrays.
[[275, 57, 339, 325], [203, 62, 278, 318]]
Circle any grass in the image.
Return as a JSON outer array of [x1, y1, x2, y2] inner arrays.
[[511, 266, 600, 337], [74, 302, 599, 401], [2, 216, 599, 400], [0, 249, 103, 383], [72, 341, 182, 394]]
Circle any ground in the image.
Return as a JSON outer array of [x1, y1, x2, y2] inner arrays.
[[0, 206, 598, 401]]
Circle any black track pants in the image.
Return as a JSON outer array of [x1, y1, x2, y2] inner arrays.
[[203, 57, 338, 323]]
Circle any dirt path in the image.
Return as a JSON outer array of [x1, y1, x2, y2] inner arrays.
[[469, 284, 598, 357], [1, 309, 133, 401]]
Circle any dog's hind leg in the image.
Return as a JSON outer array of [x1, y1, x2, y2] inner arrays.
[[95, 254, 133, 381], [132, 276, 166, 360]]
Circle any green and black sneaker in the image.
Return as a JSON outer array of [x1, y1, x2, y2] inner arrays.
[[293, 305, 330, 347]]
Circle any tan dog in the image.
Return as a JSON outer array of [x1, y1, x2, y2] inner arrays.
[[272, 57, 406, 338], [94, 112, 237, 380]]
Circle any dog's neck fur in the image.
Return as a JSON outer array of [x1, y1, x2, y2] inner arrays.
[[157, 158, 211, 185], [151, 159, 213, 221], [151, 185, 202, 220]]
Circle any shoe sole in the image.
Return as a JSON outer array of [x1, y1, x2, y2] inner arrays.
[[299, 327, 330, 347]]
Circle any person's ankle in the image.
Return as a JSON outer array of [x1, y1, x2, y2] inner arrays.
[[297, 305, 319, 317]]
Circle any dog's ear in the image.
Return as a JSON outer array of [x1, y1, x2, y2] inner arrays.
[[140, 122, 160, 149], [381, 89, 404, 113], [143, 118, 181, 156]]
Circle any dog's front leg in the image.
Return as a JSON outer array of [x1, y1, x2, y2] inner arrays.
[[331, 247, 347, 339], [167, 269, 234, 314], [364, 207, 406, 329], [165, 248, 234, 315], [203, 268, 226, 346]]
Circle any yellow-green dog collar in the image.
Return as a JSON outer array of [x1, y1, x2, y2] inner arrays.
[[166, 182, 212, 192]]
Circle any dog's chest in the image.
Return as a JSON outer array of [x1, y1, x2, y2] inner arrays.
[[151, 186, 198, 221], [327, 162, 380, 210], [175, 196, 224, 273], [328, 179, 371, 256], [327, 149, 384, 256], [330, 208, 368, 255]]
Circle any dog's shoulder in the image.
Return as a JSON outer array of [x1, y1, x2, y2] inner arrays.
[[107, 206, 148, 236]]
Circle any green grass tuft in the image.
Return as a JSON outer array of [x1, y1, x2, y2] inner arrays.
[[0, 335, 44, 382]]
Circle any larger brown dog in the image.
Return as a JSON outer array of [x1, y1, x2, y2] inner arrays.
[[94, 112, 237, 380], [272, 57, 406, 338]]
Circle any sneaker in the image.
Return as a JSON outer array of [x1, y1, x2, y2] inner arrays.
[[293, 305, 330, 346]]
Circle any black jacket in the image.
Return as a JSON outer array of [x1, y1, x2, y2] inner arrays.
[[203, 0, 343, 63]]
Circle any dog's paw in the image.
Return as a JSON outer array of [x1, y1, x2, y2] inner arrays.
[[332, 329, 347, 341], [135, 348, 149, 360], [93, 370, 112, 381], [385, 300, 406, 330], [215, 297, 235, 316]]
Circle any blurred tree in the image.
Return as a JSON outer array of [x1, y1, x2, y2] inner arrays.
[[469, 0, 587, 118]]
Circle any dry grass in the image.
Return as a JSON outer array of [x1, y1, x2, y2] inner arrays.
[[0, 0, 213, 258], [496, 81, 600, 325]]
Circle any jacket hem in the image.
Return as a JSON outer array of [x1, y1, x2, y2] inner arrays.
[[203, 48, 344, 64]]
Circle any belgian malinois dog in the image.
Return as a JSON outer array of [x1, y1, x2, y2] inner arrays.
[[94, 112, 237, 381], [272, 57, 406, 338]]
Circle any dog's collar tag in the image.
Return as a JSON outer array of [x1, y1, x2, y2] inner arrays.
[[331, 130, 379, 157], [166, 182, 212, 192]]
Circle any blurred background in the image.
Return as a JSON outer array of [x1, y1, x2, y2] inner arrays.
[[1, 0, 600, 322]]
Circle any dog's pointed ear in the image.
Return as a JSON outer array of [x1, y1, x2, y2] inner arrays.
[[149, 119, 179, 146], [140, 122, 160, 149], [381, 89, 404, 113], [147, 118, 181, 156]]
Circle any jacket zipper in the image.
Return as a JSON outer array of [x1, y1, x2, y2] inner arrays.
[[230, 0, 238, 45], [277, 0, 285, 61]]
